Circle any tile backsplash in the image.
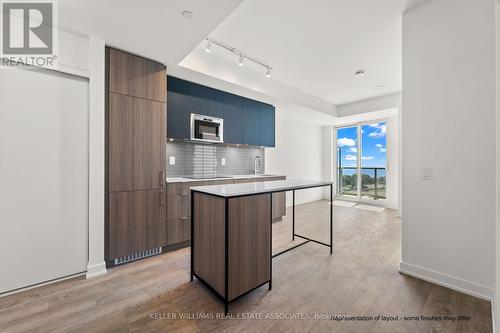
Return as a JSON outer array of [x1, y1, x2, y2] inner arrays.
[[166, 141, 265, 178]]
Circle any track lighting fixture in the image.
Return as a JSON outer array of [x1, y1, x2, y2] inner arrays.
[[204, 37, 273, 77], [266, 67, 272, 78]]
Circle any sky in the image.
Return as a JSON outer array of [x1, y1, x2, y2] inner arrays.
[[337, 123, 387, 168]]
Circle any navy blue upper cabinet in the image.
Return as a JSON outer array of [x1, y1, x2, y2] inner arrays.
[[167, 77, 191, 139], [243, 99, 260, 146], [167, 76, 275, 147], [223, 94, 243, 144], [188, 83, 208, 115], [259, 103, 275, 147], [207, 88, 224, 119]]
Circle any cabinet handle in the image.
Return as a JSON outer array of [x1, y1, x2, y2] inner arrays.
[[160, 191, 165, 207], [159, 171, 165, 186]]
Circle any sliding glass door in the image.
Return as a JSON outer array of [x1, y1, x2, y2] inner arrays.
[[336, 122, 387, 200], [336, 126, 358, 197]]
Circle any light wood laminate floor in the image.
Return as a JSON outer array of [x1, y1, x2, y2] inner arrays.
[[0, 200, 492, 332]]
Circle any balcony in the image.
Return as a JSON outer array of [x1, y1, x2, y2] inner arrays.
[[337, 167, 386, 200]]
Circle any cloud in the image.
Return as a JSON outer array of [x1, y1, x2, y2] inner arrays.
[[368, 123, 387, 138], [362, 156, 374, 160], [337, 137, 356, 147], [344, 154, 357, 161], [349, 147, 358, 153], [374, 143, 386, 152]]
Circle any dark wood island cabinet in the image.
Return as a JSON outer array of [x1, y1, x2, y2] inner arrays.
[[190, 180, 333, 313], [165, 176, 287, 248]]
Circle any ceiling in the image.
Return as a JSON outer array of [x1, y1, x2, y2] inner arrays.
[[180, 0, 405, 105], [58, 0, 413, 112], [58, 0, 243, 65]]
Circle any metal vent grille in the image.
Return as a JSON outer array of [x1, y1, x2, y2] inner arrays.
[[114, 247, 162, 266]]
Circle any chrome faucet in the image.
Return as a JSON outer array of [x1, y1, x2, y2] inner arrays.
[[254, 156, 262, 175]]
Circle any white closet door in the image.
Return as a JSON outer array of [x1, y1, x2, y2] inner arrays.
[[0, 66, 89, 293]]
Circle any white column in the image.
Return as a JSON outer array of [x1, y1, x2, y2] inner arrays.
[[86, 37, 107, 278], [322, 125, 334, 199]]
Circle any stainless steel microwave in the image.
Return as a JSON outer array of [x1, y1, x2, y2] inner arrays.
[[190, 113, 224, 143]]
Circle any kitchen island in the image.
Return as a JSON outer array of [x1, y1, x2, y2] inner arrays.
[[190, 180, 333, 313]]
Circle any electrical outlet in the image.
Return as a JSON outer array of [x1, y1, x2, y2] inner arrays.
[[169, 156, 175, 165], [221, 158, 226, 166], [422, 167, 433, 180]]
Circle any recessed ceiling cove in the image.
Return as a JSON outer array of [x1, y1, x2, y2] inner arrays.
[[180, 0, 404, 105]]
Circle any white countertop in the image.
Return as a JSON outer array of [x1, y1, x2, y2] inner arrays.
[[166, 174, 285, 183], [190, 179, 333, 198]]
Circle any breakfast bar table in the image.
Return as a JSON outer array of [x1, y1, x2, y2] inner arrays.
[[190, 179, 333, 313]]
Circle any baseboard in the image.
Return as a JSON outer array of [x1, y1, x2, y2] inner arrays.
[[0, 272, 85, 297], [287, 195, 325, 207], [164, 241, 191, 253], [399, 261, 493, 301], [331, 195, 389, 208], [492, 297, 496, 333], [86, 261, 107, 279]]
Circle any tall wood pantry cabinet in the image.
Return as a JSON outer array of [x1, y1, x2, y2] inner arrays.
[[105, 47, 167, 263]]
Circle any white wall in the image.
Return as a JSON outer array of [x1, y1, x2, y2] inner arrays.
[[86, 37, 107, 279], [55, 29, 91, 76], [385, 116, 399, 210], [401, 0, 495, 299], [322, 126, 334, 199], [495, 0, 500, 327], [337, 92, 401, 117], [265, 102, 334, 206]]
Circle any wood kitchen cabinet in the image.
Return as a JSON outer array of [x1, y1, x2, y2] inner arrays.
[[192, 192, 271, 303], [108, 93, 166, 192], [108, 189, 166, 259], [166, 218, 191, 245], [108, 48, 166, 103], [105, 47, 167, 264], [272, 192, 286, 222], [165, 176, 286, 247], [166, 181, 229, 246], [166, 182, 190, 220], [235, 177, 287, 222]]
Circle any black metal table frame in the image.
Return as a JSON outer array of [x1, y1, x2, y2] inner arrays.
[[190, 183, 333, 314]]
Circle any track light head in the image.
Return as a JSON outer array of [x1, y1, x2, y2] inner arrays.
[[205, 39, 211, 53], [238, 54, 244, 66], [266, 67, 272, 78], [355, 70, 365, 78]]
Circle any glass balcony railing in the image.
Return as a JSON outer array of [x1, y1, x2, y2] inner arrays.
[[337, 167, 386, 200]]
